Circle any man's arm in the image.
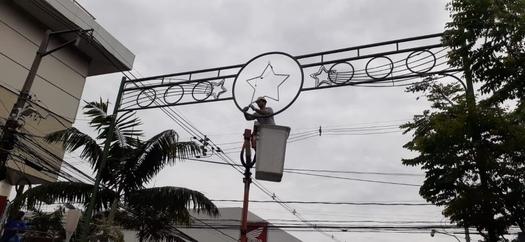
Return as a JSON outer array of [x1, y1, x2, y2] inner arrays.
[[243, 106, 256, 120], [250, 105, 272, 116]]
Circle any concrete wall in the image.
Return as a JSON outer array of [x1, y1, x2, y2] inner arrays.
[[0, 0, 90, 184]]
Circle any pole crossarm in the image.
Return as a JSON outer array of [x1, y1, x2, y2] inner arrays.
[[117, 33, 456, 112]]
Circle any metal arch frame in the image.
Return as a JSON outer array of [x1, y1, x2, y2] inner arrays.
[[84, 33, 467, 242], [116, 33, 458, 114]]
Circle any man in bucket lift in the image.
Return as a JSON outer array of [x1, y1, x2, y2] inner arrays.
[[243, 96, 275, 148]]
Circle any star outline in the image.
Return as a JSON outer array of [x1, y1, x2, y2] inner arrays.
[[246, 62, 290, 103], [310, 65, 335, 87], [210, 79, 227, 99]]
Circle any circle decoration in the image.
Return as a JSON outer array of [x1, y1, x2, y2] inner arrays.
[[163, 85, 184, 105], [328, 62, 355, 84], [405, 50, 436, 74], [136, 89, 157, 108], [365, 56, 394, 80], [232, 52, 303, 117], [192, 82, 213, 101]]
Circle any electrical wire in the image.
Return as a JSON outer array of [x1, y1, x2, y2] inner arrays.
[[184, 157, 423, 177], [285, 170, 420, 187], [210, 199, 430, 206]]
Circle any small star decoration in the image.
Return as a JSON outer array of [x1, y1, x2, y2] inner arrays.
[[209, 79, 227, 99], [310, 66, 335, 87]]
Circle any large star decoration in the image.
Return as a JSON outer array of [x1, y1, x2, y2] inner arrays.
[[310, 66, 335, 87], [246, 63, 290, 103], [209, 79, 227, 99]]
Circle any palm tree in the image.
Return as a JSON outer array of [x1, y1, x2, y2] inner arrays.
[[12, 99, 218, 241]]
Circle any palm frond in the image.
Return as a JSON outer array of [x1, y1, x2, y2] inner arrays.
[[118, 206, 192, 242], [127, 186, 219, 217], [45, 127, 102, 167], [11, 182, 117, 212], [112, 111, 143, 147], [128, 131, 200, 188], [84, 101, 142, 147], [83, 99, 112, 130], [122, 186, 217, 242]]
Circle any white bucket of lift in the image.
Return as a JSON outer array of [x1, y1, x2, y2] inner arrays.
[[255, 125, 291, 182]]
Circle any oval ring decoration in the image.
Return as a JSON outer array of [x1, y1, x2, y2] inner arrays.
[[191, 82, 213, 101], [365, 56, 394, 80], [136, 89, 157, 108], [163, 84, 185, 105], [405, 50, 436, 74], [328, 62, 355, 85]]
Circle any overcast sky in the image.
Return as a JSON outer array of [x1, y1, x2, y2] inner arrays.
[[70, 1, 482, 241]]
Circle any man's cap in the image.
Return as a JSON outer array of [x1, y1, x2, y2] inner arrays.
[[256, 96, 267, 103]]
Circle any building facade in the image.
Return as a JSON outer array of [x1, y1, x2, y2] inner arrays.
[[0, 0, 134, 202]]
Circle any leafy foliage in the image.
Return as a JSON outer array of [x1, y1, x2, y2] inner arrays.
[[128, 187, 219, 217], [25, 207, 66, 241], [87, 217, 125, 242], [117, 187, 218, 242], [11, 182, 117, 212], [116, 206, 189, 242], [20, 99, 217, 241], [403, 81, 525, 239], [443, 0, 525, 103], [403, 1, 525, 241], [28, 207, 64, 232], [45, 128, 102, 169]]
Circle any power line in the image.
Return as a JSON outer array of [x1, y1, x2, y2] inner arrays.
[[185, 157, 422, 177], [285, 170, 420, 187], [210, 199, 431, 206], [179, 224, 458, 230], [197, 218, 446, 224], [188, 215, 238, 241], [284, 168, 423, 177]]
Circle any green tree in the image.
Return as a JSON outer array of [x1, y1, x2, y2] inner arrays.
[[12, 100, 218, 241], [404, 1, 525, 241], [443, 0, 525, 104], [402, 80, 525, 241]]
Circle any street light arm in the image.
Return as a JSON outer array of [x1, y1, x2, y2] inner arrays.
[[48, 28, 93, 36], [431, 229, 461, 242], [42, 29, 94, 57]]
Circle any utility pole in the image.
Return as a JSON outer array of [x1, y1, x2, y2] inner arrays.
[[0, 28, 91, 186], [239, 129, 255, 242]]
